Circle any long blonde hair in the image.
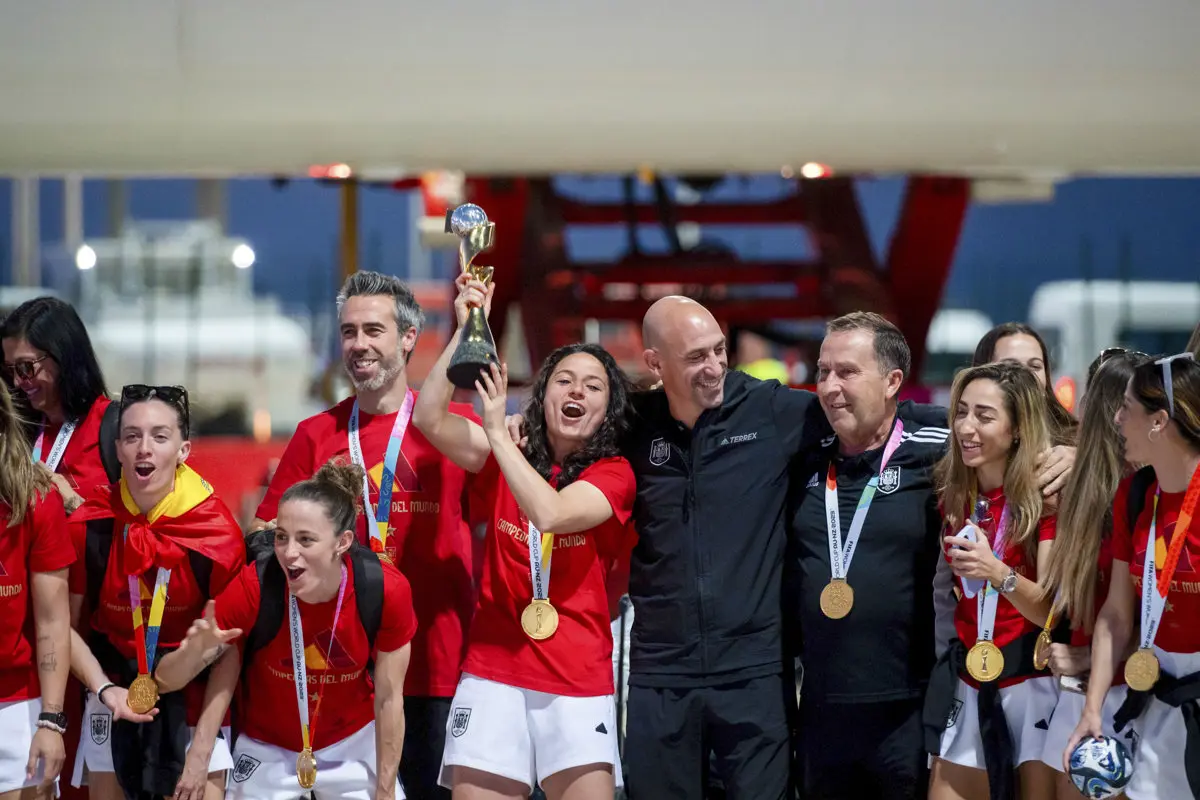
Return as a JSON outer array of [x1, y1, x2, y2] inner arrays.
[[1041, 353, 1148, 631], [0, 381, 52, 525], [935, 361, 1051, 561]]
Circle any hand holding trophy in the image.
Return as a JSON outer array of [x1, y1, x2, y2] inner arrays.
[[445, 203, 500, 389]]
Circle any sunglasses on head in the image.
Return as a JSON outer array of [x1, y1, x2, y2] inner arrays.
[[1098, 346, 1151, 364], [1, 355, 50, 382], [1155, 352, 1196, 417], [120, 384, 191, 434]]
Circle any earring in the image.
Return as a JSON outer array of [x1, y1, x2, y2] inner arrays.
[[1148, 428, 1160, 443]]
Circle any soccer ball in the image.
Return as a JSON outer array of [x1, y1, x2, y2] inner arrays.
[[1068, 736, 1134, 799]]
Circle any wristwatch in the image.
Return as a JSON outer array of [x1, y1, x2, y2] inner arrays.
[[38, 711, 68, 732], [997, 567, 1019, 594]]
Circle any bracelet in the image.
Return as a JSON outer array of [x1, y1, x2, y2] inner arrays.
[[96, 682, 117, 703], [36, 719, 66, 734]]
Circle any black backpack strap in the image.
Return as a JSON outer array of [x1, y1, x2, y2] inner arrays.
[[243, 551, 287, 671], [98, 401, 121, 484], [85, 519, 116, 613], [1126, 466, 1156, 534], [187, 550, 214, 599], [350, 546, 385, 669]]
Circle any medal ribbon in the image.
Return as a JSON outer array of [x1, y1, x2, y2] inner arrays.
[[289, 564, 348, 754], [1137, 465, 1200, 651], [348, 391, 414, 553], [824, 419, 904, 581], [123, 524, 172, 676], [32, 419, 77, 472], [975, 503, 1012, 645], [528, 521, 554, 601]]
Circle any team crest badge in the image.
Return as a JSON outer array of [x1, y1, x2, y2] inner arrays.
[[878, 466, 901, 495], [649, 438, 670, 466], [945, 699, 963, 729], [232, 754, 260, 783], [451, 707, 472, 738], [90, 713, 110, 745]]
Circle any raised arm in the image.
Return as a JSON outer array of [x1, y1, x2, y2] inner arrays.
[[411, 274, 492, 474], [476, 362, 621, 534]]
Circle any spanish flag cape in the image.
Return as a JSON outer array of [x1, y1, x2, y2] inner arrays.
[[74, 464, 245, 589]]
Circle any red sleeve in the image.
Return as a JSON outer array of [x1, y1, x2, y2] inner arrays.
[[448, 400, 482, 426], [68, 518, 88, 595], [1037, 514, 1057, 543], [374, 563, 417, 654], [255, 423, 318, 522], [578, 457, 637, 527], [28, 490, 75, 573], [214, 563, 262, 639], [1111, 476, 1135, 563]]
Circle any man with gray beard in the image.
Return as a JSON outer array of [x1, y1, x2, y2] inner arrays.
[[251, 270, 480, 799]]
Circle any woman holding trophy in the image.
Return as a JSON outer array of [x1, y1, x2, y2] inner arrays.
[[414, 205, 636, 800]]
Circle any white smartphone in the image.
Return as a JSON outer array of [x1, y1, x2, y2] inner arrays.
[[950, 525, 987, 599]]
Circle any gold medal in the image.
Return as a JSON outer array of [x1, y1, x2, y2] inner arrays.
[[1032, 630, 1052, 671], [520, 599, 559, 640], [126, 674, 159, 714], [296, 747, 318, 789], [1124, 648, 1161, 692], [819, 579, 854, 620], [966, 640, 1004, 683]]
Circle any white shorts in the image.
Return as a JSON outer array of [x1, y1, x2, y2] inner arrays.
[[439, 673, 622, 792], [228, 721, 404, 800], [1040, 683, 1132, 772], [938, 675, 1059, 770], [70, 690, 234, 787], [0, 698, 55, 794]]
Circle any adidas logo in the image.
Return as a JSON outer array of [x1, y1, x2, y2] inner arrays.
[[595, 723, 608, 735], [1034, 719, 1049, 731]]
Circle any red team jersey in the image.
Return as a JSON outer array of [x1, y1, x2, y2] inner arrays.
[[463, 455, 636, 698], [1112, 474, 1199, 655], [0, 491, 74, 701], [257, 393, 479, 697], [37, 396, 112, 500], [216, 558, 418, 752], [946, 488, 1057, 689]]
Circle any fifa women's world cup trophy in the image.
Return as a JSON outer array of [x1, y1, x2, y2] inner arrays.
[[445, 203, 499, 389]]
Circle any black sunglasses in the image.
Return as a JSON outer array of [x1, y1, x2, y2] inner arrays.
[[1098, 346, 1151, 364], [1, 355, 51, 382], [120, 384, 191, 436]]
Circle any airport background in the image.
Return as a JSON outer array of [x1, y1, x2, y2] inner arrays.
[[2, 173, 1199, 523]]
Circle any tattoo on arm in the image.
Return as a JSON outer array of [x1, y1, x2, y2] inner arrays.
[[37, 636, 58, 673], [202, 644, 229, 668]]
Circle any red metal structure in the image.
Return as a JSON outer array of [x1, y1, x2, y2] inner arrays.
[[455, 174, 970, 379]]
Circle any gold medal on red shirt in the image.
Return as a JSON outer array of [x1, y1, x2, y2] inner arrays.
[[125, 530, 170, 716], [289, 565, 348, 790], [521, 599, 559, 640], [966, 640, 1004, 683], [524, 521, 558, 641]]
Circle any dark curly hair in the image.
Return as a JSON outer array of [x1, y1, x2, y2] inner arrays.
[[521, 343, 633, 488]]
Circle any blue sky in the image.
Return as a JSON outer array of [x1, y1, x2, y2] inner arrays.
[[1, 175, 1197, 324]]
